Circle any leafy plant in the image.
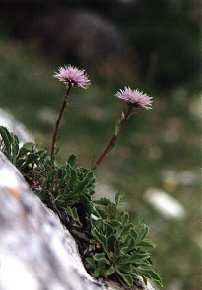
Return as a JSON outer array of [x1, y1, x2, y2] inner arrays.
[[0, 126, 21, 165], [0, 126, 95, 228], [0, 126, 47, 173], [0, 126, 162, 288], [86, 195, 162, 288]]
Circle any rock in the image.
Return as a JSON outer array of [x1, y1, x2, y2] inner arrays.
[[36, 9, 123, 62], [0, 109, 33, 145], [144, 188, 186, 220], [0, 152, 155, 290]]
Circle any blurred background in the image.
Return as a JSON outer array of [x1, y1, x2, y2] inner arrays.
[[0, 1, 201, 289]]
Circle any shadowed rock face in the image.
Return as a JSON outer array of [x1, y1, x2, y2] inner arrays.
[[36, 9, 123, 62], [0, 153, 155, 290]]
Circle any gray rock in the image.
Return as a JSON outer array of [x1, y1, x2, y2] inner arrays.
[[0, 109, 33, 145], [36, 9, 123, 61], [0, 152, 155, 290]]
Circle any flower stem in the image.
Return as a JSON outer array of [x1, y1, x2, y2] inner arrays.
[[94, 105, 133, 169], [50, 84, 72, 160]]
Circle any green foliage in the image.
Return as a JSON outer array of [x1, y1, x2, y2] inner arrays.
[[0, 126, 47, 173], [0, 126, 20, 165], [0, 126, 95, 228], [86, 195, 162, 288], [0, 126, 162, 288]]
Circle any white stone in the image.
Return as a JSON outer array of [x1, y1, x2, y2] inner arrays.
[[144, 188, 186, 220]]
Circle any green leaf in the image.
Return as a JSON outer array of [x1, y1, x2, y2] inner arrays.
[[135, 224, 149, 244], [141, 270, 163, 287], [139, 240, 155, 249], [116, 270, 133, 287], [85, 257, 96, 268], [105, 266, 115, 276], [0, 126, 12, 158], [20, 142, 34, 152], [115, 192, 123, 206], [95, 198, 112, 206], [94, 253, 106, 261], [67, 154, 77, 167]]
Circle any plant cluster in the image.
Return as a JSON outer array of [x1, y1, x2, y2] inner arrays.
[[0, 126, 162, 288], [87, 196, 161, 288], [0, 64, 162, 288]]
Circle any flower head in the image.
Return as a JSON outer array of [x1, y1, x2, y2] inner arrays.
[[54, 65, 90, 89], [116, 86, 153, 110]]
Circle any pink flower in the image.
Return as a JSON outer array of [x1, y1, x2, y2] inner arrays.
[[54, 65, 90, 89], [115, 86, 153, 110]]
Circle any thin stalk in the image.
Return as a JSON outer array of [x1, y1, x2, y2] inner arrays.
[[94, 105, 133, 169], [51, 84, 72, 160]]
